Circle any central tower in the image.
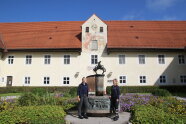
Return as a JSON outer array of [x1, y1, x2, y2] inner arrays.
[[81, 14, 107, 53]]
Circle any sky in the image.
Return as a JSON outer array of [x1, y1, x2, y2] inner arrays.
[[0, 0, 186, 22]]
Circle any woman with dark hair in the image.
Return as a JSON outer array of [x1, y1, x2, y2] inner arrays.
[[110, 78, 120, 121]]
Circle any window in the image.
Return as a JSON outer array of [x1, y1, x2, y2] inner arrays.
[[158, 55, 165, 64], [44, 55, 51, 64], [119, 55, 125, 64], [63, 77, 70, 84], [26, 55, 32, 64], [159, 76, 166, 83], [91, 55, 98, 64], [180, 75, 186, 83], [24, 77, 30, 84], [64, 55, 70, 64], [86, 27, 89, 33], [178, 55, 185, 64], [44, 77, 50, 84], [8, 56, 14, 64], [139, 55, 145, 64], [119, 76, 126, 83], [140, 76, 146, 83], [91, 40, 98, 50], [100, 27, 103, 32]]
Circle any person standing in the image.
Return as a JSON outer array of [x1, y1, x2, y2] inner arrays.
[[110, 78, 120, 121], [77, 77, 89, 119]]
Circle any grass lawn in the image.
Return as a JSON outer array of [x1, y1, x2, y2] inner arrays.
[[0, 93, 22, 97]]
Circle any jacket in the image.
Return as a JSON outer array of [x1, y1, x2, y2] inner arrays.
[[111, 85, 120, 99], [77, 82, 89, 98]]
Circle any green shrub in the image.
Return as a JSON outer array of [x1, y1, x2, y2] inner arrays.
[[69, 87, 78, 97], [18, 92, 77, 108], [55, 97, 77, 111], [0, 100, 12, 112], [31, 88, 48, 96], [18, 93, 39, 106], [152, 89, 172, 97], [162, 97, 186, 115], [131, 105, 185, 124], [0, 105, 66, 124]]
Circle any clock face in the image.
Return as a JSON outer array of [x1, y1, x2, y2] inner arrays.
[[91, 24, 97, 31]]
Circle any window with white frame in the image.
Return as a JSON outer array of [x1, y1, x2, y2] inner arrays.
[[158, 55, 165, 64], [119, 76, 126, 83], [119, 55, 125, 64], [44, 77, 50, 84], [140, 76, 146, 83], [24, 77, 30, 84], [64, 55, 70, 64], [178, 55, 185, 64], [180, 75, 186, 83], [44, 55, 51, 64], [8, 56, 14, 64], [26, 55, 32, 64], [139, 55, 145, 64], [91, 40, 98, 50], [159, 75, 166, 83], [91, 55, 98, 64], [63, 77, 70, 84]]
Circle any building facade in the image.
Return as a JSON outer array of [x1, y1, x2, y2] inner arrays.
[[0, 14, 186, 88]]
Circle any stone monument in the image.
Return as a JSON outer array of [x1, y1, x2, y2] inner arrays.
[[86, 61, 110, 114]]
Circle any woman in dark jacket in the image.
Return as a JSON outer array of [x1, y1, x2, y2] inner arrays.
[[110, 78, 120, 121]]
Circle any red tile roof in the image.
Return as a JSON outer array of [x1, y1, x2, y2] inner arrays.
[[106, 21, 186, 49], [0, 21, 83, 50], [0, 20, 186, 51]]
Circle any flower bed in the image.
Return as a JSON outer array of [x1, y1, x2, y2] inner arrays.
[[120, 93, 156, 112], [119, 93, 186, 123]]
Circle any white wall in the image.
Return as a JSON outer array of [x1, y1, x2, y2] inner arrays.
[[0, 51, 186, 88]]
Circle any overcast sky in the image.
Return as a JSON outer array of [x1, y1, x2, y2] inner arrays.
[[0, 0, 186, 22]]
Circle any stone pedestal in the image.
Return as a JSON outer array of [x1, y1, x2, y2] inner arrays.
[[87, 96, 110, 114], [86, 73, 110, 114]]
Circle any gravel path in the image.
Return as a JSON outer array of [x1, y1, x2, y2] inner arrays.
[[65, 111, 131, 124]]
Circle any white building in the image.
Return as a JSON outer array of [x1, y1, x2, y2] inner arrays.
[[0, 14, 186, 89]]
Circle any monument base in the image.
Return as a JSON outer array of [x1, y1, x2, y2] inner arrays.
[[87, 96, 110, 114]]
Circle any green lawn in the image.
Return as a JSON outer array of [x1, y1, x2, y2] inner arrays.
[[0, 93, 22, 97]]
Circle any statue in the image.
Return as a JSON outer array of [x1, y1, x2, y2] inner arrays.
[[93, 61, 106, 75]]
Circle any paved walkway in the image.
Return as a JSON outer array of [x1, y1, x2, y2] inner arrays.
[[65, 111, 131, 124], [174, 96, 186, 101]]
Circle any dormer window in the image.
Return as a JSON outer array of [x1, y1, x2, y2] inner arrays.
[[100, 27, 103, 32], [86, 27, 89, 33]]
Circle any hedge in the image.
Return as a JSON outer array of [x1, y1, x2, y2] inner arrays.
[[106, 86, 186, 95], [0, 105, 66, 124], [0, 86, 78, 94], [0, 85, 185, 95], [130, 105, 185, 124]]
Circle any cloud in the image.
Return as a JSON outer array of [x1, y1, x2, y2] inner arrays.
[[146, 0, 178, 10], [162, 16, 178, 20], [122, 15, 136, 20], [122, 13, 144, 20]]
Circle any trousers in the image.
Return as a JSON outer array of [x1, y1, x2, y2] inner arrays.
[[110, 98, 119, 115], [78, 95, 88, 116]]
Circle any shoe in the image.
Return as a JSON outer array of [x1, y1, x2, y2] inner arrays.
[[84, 114, 88, 119], [113, 116, 118, 121], [78, 116, 83, 119]]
